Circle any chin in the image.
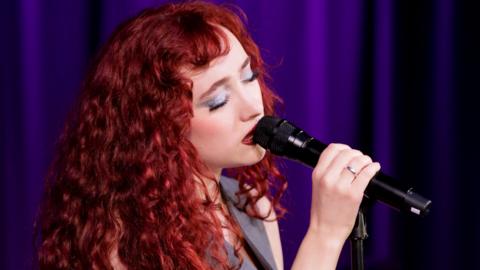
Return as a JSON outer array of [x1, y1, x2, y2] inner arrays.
[[242, 145, 267, 165], [255, 145, 267, 159], [223, 145, 267, 169]]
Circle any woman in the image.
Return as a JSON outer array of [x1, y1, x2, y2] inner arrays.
[[35, 1, 380, 269]]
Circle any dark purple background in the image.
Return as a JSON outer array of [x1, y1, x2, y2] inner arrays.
[[1, 0, 479, 269]]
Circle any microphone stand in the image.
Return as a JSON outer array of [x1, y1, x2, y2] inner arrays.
[[349, 206, 368, 270]]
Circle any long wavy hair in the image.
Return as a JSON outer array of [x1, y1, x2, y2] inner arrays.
[[35, 1, 287, 269]]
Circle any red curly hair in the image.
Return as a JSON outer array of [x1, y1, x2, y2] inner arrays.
[[35, 1, 287, 269]]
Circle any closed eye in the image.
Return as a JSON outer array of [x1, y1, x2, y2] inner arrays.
[[242, 69, 259, 83], [206, 91, 230, 112], [208, 96, 230, 111]]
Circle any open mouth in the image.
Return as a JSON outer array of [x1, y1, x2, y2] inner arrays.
[[242, 125, 256, 145]]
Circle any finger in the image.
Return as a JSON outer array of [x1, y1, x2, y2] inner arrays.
[[339, 154, 373, 185], [352, 162, 381, 195], [313, 143, 350, 177], [324, 149, 363, 182]]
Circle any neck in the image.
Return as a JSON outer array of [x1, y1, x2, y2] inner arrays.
[[195, 168, 224, 205]]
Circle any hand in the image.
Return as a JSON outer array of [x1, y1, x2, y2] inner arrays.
[[308, 143, 381, 242]]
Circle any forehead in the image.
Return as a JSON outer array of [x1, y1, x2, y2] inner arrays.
[[185, 27, 248, 95]]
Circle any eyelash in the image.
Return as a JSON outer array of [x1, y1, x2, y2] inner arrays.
[[209, 95, 231, 111], [208, 70, 259, 112], [245, 70, 259, 82]]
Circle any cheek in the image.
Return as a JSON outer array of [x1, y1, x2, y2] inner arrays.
[[190, 117, 228, 143]]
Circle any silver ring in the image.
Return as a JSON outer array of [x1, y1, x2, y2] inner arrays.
[[346, 165, 358, 176]]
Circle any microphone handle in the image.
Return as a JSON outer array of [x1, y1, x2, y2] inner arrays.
[[281, 129, 432, 216]]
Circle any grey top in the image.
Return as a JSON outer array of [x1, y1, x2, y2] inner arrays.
[[219, 175, 278, 270]]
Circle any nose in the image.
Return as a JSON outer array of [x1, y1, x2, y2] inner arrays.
[[237, 87, 263, 122], [241, 106, 261, 122]]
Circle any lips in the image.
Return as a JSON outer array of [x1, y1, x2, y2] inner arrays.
[[242, 125, 257, 145]]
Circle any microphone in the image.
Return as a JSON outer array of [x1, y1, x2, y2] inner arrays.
[[253, 116, 432, 216]]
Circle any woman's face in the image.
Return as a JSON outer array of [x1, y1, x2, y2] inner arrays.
[[187, 28, 266, 175]]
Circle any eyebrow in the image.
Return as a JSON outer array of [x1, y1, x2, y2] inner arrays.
[[198, 57, 251, 101]]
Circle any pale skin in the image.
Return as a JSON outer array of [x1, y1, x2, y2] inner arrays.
[[187, 27, 381, 270]]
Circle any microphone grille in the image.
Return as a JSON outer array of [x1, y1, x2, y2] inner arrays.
[[254, 116, 297, 155], [253, 116, 281, 148]]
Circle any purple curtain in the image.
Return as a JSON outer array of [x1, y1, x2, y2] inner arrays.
[[1, 0, 479, 269]]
